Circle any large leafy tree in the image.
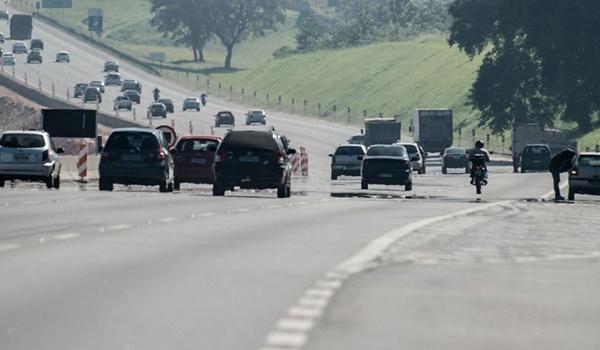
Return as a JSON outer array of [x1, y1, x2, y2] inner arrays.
[[449, 0, 600, 132]]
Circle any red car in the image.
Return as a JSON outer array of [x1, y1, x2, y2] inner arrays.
[[172, 136, 221, 190]]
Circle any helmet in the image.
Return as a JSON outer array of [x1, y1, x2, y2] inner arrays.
[[475, 140, 484, 148]]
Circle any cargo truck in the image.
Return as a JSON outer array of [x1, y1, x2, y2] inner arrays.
[[363, 118, 401, 147], [411, 109, 453, 153], [10, 14, 32, 40], [511, 123, 577, 173]]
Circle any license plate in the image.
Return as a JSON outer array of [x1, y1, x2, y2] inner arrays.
[[14, 154, 29, 161], [122, 154, 141, 161], [191, 158, 206, 164], [379, 173, 393, 178], [239, 155, 260, 163]]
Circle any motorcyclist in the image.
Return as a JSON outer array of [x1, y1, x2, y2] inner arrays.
[[153, 87, 160, 102], [200, 92, 208, 106], [469, 140, 491, 185]]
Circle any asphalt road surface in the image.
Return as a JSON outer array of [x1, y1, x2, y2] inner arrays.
[[2, 11, 600, 350]]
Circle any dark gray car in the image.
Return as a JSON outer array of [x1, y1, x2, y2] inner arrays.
[[99, 128, 175, 192], [330, 144, 366, 180]]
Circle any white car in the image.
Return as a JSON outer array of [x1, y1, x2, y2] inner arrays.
[[90, 80, 105, 93], [245, 110, 267, 125], [55, 51, 70, 63], [1, 53, 15, 66], [12, 41, 28, 54], [397, 142, 426, 174], [0, 131, 63, 189], [0, 32, 5, 43], [568, 152, 600, 200]]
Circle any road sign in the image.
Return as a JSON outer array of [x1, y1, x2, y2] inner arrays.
[[148, 52, 166, 62], [42, 0, 72, 8], [88, 8, 104, 33], [42, 109, 97, 138], [156, 125, 177, 148]]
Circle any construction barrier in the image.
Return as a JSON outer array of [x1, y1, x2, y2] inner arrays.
[[189, 120, 194, 134], [77, 143, 88, 180], [290, 153, 301, 175], [300, 147, 309, 176], [171, 119, 175, 128]]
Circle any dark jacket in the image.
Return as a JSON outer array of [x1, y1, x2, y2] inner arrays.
[[548, 149, 577, 173]]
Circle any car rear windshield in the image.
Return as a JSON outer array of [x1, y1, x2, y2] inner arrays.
[[177, 139, 219, 152], [105, 132, 159, 152], [525, 146, 550, 155], [579, 155, 600, 167], [335, 146, 364, 156], [218, 112, 233, 117], [220, 132, 278, 151], [367, 146, 406, 157], [445, 148, 466, 155], [401, 144, 418, 154], [0, 134, 45, 148]]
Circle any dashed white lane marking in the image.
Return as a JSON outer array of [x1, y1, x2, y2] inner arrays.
[[54, 233, 81, 241], [264, 331, 307, 348], [287, 306, 322, 319], [233, 208, 250, 213], [107, 224, 133, 231], [199, 212, 216, 217], [276, 318, 314, 332], [0, 243, 20, 252], [157, 217, 178, 223]]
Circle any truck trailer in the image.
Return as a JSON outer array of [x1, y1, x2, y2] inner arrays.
[[412, 109, 453, 153]]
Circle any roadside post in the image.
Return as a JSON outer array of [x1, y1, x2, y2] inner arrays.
[[472, 128, 476, 145], [51, 81, 55, 97], [24, 71, 28, 84], [332, 105, 337, 120], [318, 103, 321, 117], [347, 107, 351, 124], [458, 127, 462, 146], [266, 94, 270, 106], [189, 121, 193, 135], [291, 98, 295, 114]]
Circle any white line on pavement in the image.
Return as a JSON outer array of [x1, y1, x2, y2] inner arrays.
[[0, 243, 20, 252], [107, 224, 133, 231], [157, 217, 178, 223], [54, 233, 81, 241]]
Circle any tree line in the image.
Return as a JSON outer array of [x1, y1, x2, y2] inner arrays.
[[149, 0, 287, 69]]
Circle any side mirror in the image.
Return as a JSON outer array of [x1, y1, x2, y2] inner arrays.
[[411, 156, 419, 161], [287, 148, 297, 155], [409, 126, 413, 133], [170, 148, 177, 155], [56, 147, 65, 154], [489, 151, 495, 155], [97, 145, 104, 153], [329, 154, 333, 157]]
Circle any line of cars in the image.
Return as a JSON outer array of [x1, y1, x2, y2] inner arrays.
[[0, 37, 70, 66]]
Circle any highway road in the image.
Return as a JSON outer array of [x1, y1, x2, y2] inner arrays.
[[2, 12, 600, 350]]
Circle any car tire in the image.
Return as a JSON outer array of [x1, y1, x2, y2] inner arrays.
[[46, 174, 54, 189], [213, 182, 225, 196], [167, 180, 174, 193], [0, 177, 4, 187], [196, 108, 200, 111], [568, 189, 575, 201], [159, 179, 169, 193], [174, 180, 181, 191], [520, 166, 526, 173], [99, 178, 113, 191], [331, 172, 338, 181], [361, 180, 368, 190], [53, 175, 60, 189], [442, 167, 447, 174], [513, 164, 519, 173], [465, 166, 470, 174], [418, 168, 423, 175], [405, 181, 413, 192]]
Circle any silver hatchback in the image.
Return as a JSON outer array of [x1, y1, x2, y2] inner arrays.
[[568, 152, 600, 200], [0, 131, 63, 188], [330, 144, 367, 180]]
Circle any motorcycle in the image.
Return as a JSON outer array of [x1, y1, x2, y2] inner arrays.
[[470, 154, 488, 194], [153, 88, 160, 102], [201, 94, 208, 106]]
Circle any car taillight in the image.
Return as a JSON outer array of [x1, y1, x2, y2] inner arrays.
[[215, 150, 228, 162], [42, 150, 49, 162], [101, 152, 111, 161], [570, 167, 579, 176], [155, 149, 167, 161], [274, 151, 285, 165]]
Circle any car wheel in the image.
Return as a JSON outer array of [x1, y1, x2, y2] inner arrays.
[[99, 178, 113, 191], [568, 189, 575, 201], [174, 180, 181, 191], [520, 166, 526, 173], [286, 181, 292, 198], [46, 174, 54, 189], [53, 175, 60, 189], [167, 180, 174, 193], [277, 180, 291, 198], [442, 167, 447, 174], [405, 180, 413, 192], [513, 165, 519, 173], [361, 180, 368, 190], [422, 167, 426, 174], [159, 179, 169, 193], [465, 166, 470, 174], [331, 172, 338, 181], [418, 168, 424, 175], [0, 177, 4, 187], [196, 107, 200, 111], [213, 182, 225, 196]]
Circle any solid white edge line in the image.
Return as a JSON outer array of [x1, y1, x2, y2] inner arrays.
[[54, 233, 81, 241], [0, 243, 20, 252]]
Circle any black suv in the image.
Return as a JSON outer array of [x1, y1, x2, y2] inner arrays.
[[99, 128, 175, 192], [26, 50, 42, 63], [31, 39, 44, 50], [212, 130, 296, 198]]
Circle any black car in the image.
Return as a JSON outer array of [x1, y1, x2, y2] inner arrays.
[[83, 87, 102, 103], [30, 39, 44, 50], [121, 79, 142, 93], [0, 10, 9, 20], [442, 147, 469, 174], [158, 98, 175, 113], [26, 49, 42, 63], [123, 90, 141, 104], [212, 130, 296, 198], [215, 111, 235, 127], [74, 83, 88, 98], [99, 128, 175, 192], [361, 145, 413, 191], [148, 103, 167, 119], [520, 144, 551, 172]]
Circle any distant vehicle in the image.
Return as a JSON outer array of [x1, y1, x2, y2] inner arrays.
[[157, 98, 174, 113], [442, 147, 469, 174], [9, 14, 32, 40], [1, 53, 15, 66], [363, 118, 401, 147], [215, 111, 235, 127], [329, 144, 367, 180], [0, 130, 63, 189], [73, 83, 89, 98], [98, 128, 175, 192], [568, 153, 600, 201], [12, 41, 27, 54], [30, 38, 44, 50], [411, 109, 453, 153], [104, 72, 121, 86], [0, 32, 5, 43], [245, 110, 267, 125], [123, 90, 141, 104], [89, 80, 105, 93], [83, 87, 102, 103], [397, 142, 426, 174], [55, 51, 70, 63], [361, 144, 413, 191], [212, 130, 296, 198], [113, 95, 132, 111], [172, 136, 221, 190], [121, 79, 142, 93], [147, 103, 167, 119], [183, 97, 201, 111], [26, 49, 42, 63], [348, 134, 365, 145], [0, 10, 9, 20], [103, 60, 119, 72], [520, 144, 551, 173], [512, 124, 576, 173]]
